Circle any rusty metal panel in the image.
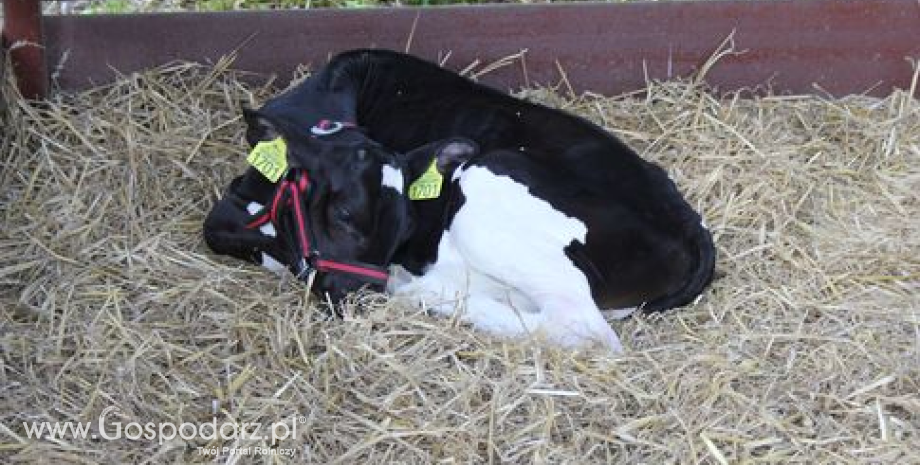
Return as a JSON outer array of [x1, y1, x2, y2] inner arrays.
[[39, 0, 920, 97], [3, 0, 47, 99]]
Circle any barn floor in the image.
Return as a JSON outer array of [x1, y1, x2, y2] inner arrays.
[[1, 59, 918, 464]]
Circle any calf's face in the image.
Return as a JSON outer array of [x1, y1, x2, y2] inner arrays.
[[204, 109, 414, 302]]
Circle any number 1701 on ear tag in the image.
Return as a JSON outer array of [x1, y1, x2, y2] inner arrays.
[[246, 138, 288, 183], [408, 158, 443, 200]]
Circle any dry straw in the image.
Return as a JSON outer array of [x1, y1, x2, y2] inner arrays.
[[1, 49, 918, 463]]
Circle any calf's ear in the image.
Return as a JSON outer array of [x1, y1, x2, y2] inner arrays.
[[242, 107, 280, 147], [435, 138, 479, 173], [403, 137, 480, 182]]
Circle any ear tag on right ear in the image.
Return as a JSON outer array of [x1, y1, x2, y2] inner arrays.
[[408, 158, 443, 201], [246, 138, 288, 183]]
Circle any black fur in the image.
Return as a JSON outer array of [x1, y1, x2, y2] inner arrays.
[[204, 49, 716, 311]]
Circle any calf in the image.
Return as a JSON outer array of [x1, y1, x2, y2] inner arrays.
[[204, 49, 715, 351]]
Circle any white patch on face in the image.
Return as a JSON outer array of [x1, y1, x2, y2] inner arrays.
[[380, 164, 404, 193], [259, 223, 277, 237], [246, 201, 263, 215], [260, 253, 287, 274], [390, 165, 623, 353], [246, 201, 276, 237]]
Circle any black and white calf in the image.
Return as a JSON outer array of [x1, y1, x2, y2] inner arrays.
[[204, 49, 716, 351]]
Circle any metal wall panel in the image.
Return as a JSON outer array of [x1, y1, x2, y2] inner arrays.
[[28, 0, 920, 97]]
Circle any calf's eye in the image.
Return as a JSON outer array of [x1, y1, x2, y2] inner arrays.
[[336, 207, 353, 223]]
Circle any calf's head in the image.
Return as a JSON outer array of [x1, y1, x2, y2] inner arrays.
[[204, 109, 415, 302], [204, 108, 480, 303]]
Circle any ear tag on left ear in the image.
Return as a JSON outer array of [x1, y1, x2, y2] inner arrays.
[[246, 137, 288, 183], [408, 158, 443, 201]]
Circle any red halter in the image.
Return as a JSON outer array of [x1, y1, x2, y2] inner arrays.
[[244, 170, 389, 286]]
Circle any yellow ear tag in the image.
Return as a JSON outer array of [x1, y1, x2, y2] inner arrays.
[[246, 138, 288, 183], [408, 158, 443, 200]]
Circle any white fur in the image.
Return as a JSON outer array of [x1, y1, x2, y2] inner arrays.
[[246, 201, 262, 215], [260, 253, 287, 274], [259, 223, 276, 237], [246, 202, 276, 237], [602, 307, 638, 320], [389, 166, 623, 352], [247, 202, 285, 273], [381, 164, 404, 193]]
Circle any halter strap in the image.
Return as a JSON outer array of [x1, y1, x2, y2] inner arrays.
[[245, 171, 389, 286]]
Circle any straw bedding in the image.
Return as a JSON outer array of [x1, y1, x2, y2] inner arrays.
[[1, 55, 918, 463]]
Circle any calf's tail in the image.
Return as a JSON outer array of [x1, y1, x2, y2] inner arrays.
[[642, 219, 717, 313]]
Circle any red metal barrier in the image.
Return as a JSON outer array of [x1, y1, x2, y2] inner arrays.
[[2, 0, 47, 99], [6, 0, 920, 99]]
